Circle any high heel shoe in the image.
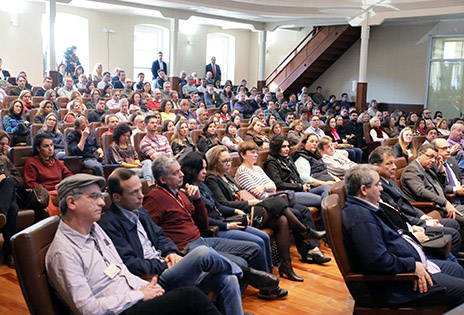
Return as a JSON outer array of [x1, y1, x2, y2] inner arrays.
[[278, 261, 304, 282], [301, 226, 326, 242]]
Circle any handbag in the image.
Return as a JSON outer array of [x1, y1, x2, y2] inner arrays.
[[28, 184, 50, 210], [268, 190, 296, 207], [248, 205, 266, 229], [233, 189, 255, 201], [224, 215, 248, 227], [422, 231, 452, 260]]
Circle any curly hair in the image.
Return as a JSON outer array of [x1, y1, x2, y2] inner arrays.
[[112, 123, 132, 145], [269, 135, 288, 157]]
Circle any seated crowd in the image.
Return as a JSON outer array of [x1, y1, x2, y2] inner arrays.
[[2, 59, 464, 313]]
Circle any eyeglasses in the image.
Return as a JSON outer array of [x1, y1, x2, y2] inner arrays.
[[423, 153, 437, 159], [219, 158, 232, 164], [85, 192, 104, 201]]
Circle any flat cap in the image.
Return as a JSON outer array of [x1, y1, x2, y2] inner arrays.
[[57, 174, 105, 201]]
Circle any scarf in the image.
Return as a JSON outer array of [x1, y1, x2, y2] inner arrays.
[[372, 126, 390, 138], [330, 128, 340, 141]]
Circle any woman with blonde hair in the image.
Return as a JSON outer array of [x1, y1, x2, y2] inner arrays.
[[34, 100, 54, 124], [369, 116, 390, 142], [437, 118, 450, 136], [394, 126, 416, 162], [269, 121, 282, 139], [91, 63, 103, 82], [171, 120, 196, 159], [19, 89, 33, 112], [244, 120, 269, 149]]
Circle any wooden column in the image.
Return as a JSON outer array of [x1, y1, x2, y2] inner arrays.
[[356, 82, 367, 112], [257, 80, 266, 91], [169, 76, 179, 92]]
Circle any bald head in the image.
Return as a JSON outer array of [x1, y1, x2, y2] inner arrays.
[[433, 138, 452, 161]]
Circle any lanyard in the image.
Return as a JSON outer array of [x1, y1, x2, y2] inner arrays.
[[158, 185, 195, 223], [90, 231, 111, 266]]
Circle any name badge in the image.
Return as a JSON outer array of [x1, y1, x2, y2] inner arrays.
[[104, 264, 121, 279]]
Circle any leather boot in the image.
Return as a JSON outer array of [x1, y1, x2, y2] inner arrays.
[[278, 261, 303, 282]]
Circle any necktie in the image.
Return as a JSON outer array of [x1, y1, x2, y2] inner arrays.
[[445, 162, 456, 187], [213, 64, 216, 77]]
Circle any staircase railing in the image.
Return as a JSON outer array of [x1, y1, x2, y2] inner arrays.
[[265, 26, 322, 86]]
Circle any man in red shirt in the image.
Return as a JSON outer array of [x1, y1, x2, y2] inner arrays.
[[148, 89, 162, 110], [143, 155, 287, 300]]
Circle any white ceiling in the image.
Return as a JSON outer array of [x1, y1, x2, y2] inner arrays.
[[43, 0, 464, 30]]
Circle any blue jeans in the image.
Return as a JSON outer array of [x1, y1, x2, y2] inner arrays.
[[82, 158, 104, 177], [218, 226, 273, 273], [140, 159, 154, 182], [158, 246, 243, 315], [342, 147, 363, 163], [186, 237, 266, 272], [295, 185, 330, 208]]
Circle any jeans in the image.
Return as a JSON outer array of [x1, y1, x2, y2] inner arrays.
[[186, 237, 266, 272], [82, 158, 104, 177], [158, 246, 243, 315], [294, 184, 330, 208], [132, 159, 154, 183], [342, 147, 363, 163], [218, 226, 273, 273], [122, 287, 221, 315]]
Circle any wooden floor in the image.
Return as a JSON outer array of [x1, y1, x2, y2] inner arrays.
[[0, 245, 354, 315]]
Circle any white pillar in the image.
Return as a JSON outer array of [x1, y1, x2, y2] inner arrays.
[[358, 12, 369, 83], [169, 17, 179, 76], [47, 0, 57, 71], [258, 30, 267, 80]]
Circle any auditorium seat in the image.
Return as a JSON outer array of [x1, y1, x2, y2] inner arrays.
[[57, 97, 69, 108], [191, 129, 202, 147], [216, 128, 225, 141], [11, 216, 70, 315], [134, 132, 146, 160], [321, 194, 451, 314], [30, 124, 43, 144], [32, 96, 43, 107], [4, 95, 17, 108], [102, 133, 113, 164], [95, 126, 109, 146], [29, 108, 38, 123]]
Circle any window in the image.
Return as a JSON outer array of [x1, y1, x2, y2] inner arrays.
[[42, 13, 89, 74], [134, 24, 169, 81], [427, 36, 464, 118], [206, 33, 235, 84]]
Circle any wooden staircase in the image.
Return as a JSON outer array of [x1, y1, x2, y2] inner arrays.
[[266, 25, 360, 96]]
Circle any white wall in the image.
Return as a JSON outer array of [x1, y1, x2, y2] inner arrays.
[[0, 2, 257, 86], [307, 21, 464, 105]]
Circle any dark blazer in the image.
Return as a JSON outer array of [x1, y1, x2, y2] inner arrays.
[[380, 177, 426, 227], [400, 159, 448, 209], [205, 174, 250, 210], [1, 70, 11, 79], [342, 196, 443, 307], [199, 182, 236, 230], [440, 156, 464, 187], [151, 60, 168, 79], [205, 63, 221, 81], [263, 155, 304, 191], [344, 120, 364, 147], [98, 202, 179, 276]]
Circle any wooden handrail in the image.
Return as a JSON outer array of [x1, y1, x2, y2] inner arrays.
[[265, 26, 321, 85]]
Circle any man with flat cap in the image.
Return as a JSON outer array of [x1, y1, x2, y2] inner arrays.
[[46, 173, 221, 315]]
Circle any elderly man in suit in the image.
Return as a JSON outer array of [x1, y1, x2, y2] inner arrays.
[[206, 56, 221, 82], [432, 138, 464, 205], [369, 146, 461, 256], [401, 143, 464, 230], [343, 164, 464, 308], [151, 51, 167, 80]]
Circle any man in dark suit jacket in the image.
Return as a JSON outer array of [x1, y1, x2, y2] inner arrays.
[[205, 56, 221, 82], [343, 164, 464, 308], [151, 51, 167, 80], [433, 138, 464, 204], [369, 147, 461, 256], [99, 168, 244, 314], [401, 143, 464, 229]]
